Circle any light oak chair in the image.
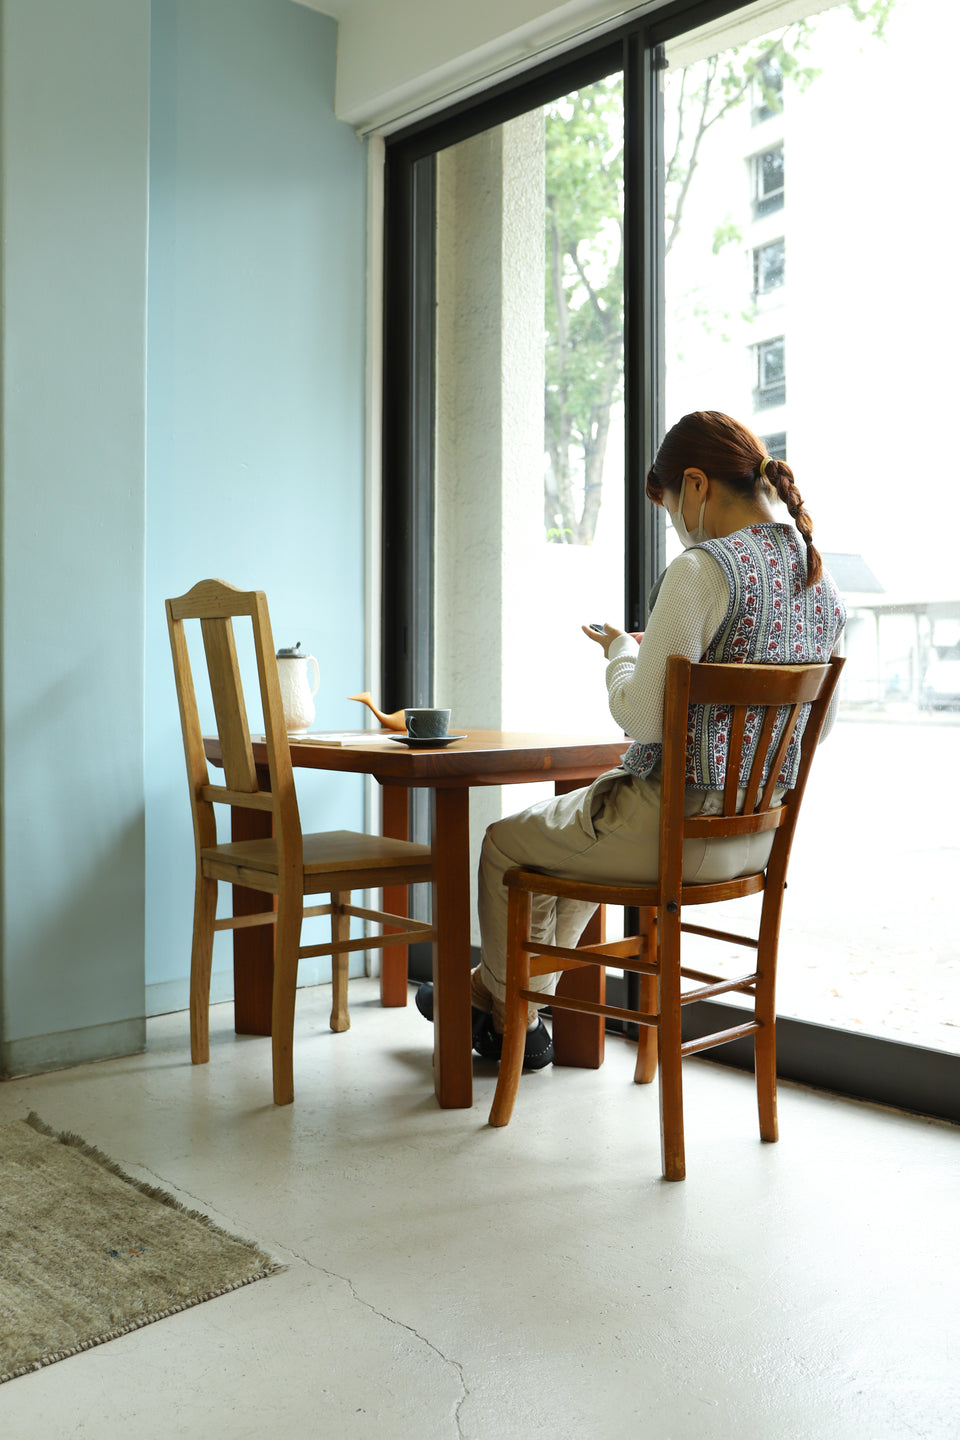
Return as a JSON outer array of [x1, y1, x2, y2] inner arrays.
[[166, 579, 435, 1105], [489, 655, 844, 1180]]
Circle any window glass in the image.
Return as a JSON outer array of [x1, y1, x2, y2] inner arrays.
[[432, 74, 626, 942], [754, 237, 785, 293], [753, 144, 784, 215], [662, 0, 960, 1054]]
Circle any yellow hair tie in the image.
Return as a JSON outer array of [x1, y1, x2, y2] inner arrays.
[[760, 455, 773, 479]]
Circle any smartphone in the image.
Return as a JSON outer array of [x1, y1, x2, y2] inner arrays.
[[589, 623, 605, 633]]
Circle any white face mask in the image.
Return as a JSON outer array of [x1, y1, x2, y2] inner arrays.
[[669, 474, 708, 548]]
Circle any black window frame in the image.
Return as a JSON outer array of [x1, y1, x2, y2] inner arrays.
[[381, 0, 960, 1126]]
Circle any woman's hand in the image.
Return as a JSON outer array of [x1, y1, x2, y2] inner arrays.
[[581, 622, 626, 658]]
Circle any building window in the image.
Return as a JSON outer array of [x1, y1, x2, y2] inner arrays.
[[753, 337, 785, 409], [753, 238, 785, 294], [752, 56, 784, 124], [753, 144, 784, 217], [760, 431, 787, 461]]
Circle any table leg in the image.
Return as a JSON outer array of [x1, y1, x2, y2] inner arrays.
[[232, 765, 274, 1036], [550, 777, 605, 1069], [379, 783, 410, 1007], [430, 787, 473, 1108]]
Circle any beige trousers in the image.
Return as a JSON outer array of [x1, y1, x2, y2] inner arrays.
[[477, 767, 778, 1003]]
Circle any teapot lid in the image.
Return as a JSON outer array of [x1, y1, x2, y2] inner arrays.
[[276, 642, 306, 659]]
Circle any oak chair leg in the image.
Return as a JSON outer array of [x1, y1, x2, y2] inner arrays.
[[329, 890, 351, 1033], [489, 888, 532, 1128], [657, 910, 685, 1182], [190, 872, 217, 1065], [271, 895, 302, 1106], [755, 1021, 779, 1142]]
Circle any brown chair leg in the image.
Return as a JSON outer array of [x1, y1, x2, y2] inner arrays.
[[489, 888, 532, 1128], [657, 910, 685, 1181], [329, 890, 350, 1033], [271, 895, 302, 1106], [755, 1020, 779, 1142], [190, 872, 217, 1065]]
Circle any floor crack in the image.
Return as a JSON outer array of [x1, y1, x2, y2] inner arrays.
[[288, 1242, 469, 1438], [133, 1169, 469, 1437]]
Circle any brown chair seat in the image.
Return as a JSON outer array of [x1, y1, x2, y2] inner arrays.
[[200, 830, 432, 882]]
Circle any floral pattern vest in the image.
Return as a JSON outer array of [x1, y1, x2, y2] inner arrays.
[[621, 523, 846, 790]]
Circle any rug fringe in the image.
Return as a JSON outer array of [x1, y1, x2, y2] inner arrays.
[[23, 1111, 284, 1262], [0, 1256, 284, 1384]]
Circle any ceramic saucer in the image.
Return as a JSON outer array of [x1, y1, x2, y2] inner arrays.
[[388, 733, 468, 748]]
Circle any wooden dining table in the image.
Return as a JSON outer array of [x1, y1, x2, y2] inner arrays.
[[203, 728, 630, 1108]]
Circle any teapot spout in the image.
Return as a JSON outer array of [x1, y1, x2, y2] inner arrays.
[[348, 692, 407, 732]]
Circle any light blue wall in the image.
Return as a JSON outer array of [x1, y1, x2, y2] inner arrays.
[[0, 0, 368, 1074], [145, 0, 368, 1013], [0, 0, 151, 1073]]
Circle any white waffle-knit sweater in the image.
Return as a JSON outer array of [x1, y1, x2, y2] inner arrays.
[[604, 522, 845, 788]]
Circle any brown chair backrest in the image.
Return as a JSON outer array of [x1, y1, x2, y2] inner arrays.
[[166, 579, 302, 870], [659, 655, 844, 896]]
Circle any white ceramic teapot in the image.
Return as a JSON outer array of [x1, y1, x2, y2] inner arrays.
[[276, 642, 320, 734]]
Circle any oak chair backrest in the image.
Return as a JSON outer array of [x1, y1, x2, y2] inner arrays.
[[166, 579, 302, 869], [659, 655, 843, 899]]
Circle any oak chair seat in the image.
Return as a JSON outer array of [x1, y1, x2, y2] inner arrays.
[[167, 579, 435, 1105], [489, 654, 844, 1181], [201, 830, 432, 882]]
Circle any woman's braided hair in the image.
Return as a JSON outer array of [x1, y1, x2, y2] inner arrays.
[[644, 410, 822, 587]]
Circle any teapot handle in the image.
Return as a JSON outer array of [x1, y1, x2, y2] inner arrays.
[[306, 655, 320, 697]]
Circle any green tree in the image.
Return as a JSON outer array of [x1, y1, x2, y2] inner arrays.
[[544, 78, 623, 546], [543, 1, 894, 545], [665, 2, 893, 257]]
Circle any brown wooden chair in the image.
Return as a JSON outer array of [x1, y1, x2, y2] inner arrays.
[[166, 579, 435, 1105], [489, 655, 844, 1180]]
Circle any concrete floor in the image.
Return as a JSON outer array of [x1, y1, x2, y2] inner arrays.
[[0, 978, 957, 1440]]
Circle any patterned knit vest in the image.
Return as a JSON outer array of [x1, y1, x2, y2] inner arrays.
[[621, 523, 846, 790]]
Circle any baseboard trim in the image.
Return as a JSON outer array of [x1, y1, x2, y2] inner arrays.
[[1, 1017, 146, 1080]]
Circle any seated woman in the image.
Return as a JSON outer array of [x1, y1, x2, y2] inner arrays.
[[417, 410, 846, 1068]]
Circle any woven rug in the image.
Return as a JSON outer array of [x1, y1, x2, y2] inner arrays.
[[0, 1113, 282, 1384]]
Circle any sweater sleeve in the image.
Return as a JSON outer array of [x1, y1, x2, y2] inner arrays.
[[603, 549, 729, 744]]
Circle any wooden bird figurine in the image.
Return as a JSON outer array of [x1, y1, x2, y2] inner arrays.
[[348, 692, 407, 731]]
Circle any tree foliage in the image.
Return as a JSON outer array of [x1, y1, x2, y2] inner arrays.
[[543, 0, 894, 545], [544, 79, 623, 546]]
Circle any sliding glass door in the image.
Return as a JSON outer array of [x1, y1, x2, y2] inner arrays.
[[382, 0, 959, 1119], [658, 0, 959, 1062]]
